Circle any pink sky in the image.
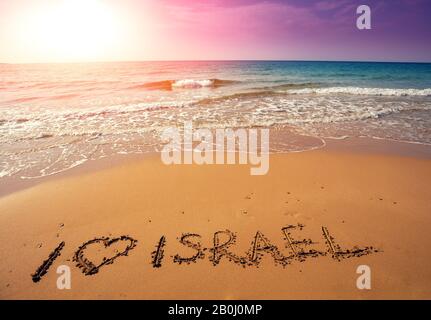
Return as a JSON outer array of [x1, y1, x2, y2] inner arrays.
[[1, 0, 430, 63]]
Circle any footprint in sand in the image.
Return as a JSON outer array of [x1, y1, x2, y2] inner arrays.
[[244, 192, 254, 200], [283, 211, 301, 219], [239, 209, 250, 217], [284, 211, 313, 221], [236, 209, 255, 219]]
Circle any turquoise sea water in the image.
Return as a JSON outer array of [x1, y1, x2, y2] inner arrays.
[[154, 60, 431, 89], [1, 61, 430, 178]]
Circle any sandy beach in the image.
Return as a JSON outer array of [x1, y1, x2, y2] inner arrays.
[[0, 138, 430, 299]]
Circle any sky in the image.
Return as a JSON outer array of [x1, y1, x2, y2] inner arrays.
[[0, 0, 430, 63]]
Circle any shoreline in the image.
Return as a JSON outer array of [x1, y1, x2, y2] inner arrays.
[[1, 135, 431, 200], [1, 137, 430, 299]]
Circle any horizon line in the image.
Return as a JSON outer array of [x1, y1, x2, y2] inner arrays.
[[1, 58, 431, 65]]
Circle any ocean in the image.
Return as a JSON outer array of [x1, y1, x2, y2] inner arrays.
[[1, 60, 431, 179]]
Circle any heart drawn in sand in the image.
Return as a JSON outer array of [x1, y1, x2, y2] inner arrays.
[[73, 236, 138, 275]]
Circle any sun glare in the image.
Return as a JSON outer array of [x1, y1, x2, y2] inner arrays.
[[16, 0, 124, 62]]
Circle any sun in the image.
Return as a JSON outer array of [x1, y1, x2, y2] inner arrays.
[[17, 0, 124, 62]]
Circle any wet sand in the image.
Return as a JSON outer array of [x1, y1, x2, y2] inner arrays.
[[0, 139, 431, 299]]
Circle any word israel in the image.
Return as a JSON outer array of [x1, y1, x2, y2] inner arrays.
[[31, 225, 380, 283], [160, 121, 269, 175]]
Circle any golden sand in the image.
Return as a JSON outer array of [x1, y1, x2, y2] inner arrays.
[[0, 141, 430, 299]]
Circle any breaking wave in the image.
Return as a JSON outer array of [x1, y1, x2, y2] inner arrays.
[[129, 78, 239, 91]]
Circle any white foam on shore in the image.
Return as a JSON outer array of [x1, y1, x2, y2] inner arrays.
[[1, 85, 431, 180], [286, 87, 431, 96], [172, 79, 214, 89]]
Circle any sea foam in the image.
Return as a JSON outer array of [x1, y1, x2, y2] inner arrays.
[[287, 87, 431, 96]]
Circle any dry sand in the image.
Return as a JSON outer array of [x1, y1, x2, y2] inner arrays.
[[0, 139, 431, 299]]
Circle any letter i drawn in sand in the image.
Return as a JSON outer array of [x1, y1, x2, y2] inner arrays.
[[151, 236, 166, 268], [32, 241, 65, 283]]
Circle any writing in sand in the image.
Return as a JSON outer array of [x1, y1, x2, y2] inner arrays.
[[32, 224, 380, 283]]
